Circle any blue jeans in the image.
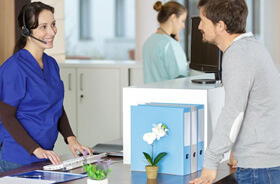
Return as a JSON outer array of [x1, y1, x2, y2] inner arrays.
[[0, 148, 24, 173], [236, 166, 280, 184]]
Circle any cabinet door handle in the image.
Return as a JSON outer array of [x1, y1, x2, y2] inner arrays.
[[80, 73, 83, 91], [68, 73, 72, 91]]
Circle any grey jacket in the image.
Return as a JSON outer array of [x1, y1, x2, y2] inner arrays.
[[204, 33, 280, 169]]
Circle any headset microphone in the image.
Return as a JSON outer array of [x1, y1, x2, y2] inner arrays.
[[28, 34, 47, 44], [21, 8, 47, 44]]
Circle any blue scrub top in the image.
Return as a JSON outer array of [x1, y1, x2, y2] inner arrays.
[[0, 49, 64, 165], [143, 34, 189, 83]]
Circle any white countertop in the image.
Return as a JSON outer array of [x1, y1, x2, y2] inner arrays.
[[58, 59, 142, 68], [127, 73, 222, 90]]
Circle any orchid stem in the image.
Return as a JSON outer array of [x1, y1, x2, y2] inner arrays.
[[152, 143, 154, 165]]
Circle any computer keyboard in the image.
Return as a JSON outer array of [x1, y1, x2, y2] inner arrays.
[[43, 153, 107, 171]]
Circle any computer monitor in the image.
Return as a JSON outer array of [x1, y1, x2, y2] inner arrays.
[[190, 16, 223, 84]]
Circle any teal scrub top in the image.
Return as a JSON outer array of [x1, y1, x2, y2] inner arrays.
[[143, 34, 189, 83], [0, 49, 64, 165]]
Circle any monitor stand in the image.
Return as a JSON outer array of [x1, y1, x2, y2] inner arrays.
[[191, 79, 217, 84], [191, 72, 222, 84]]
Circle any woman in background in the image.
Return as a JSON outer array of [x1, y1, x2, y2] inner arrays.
[[143, 1, 189, 83], [0, 2, 92, 172]]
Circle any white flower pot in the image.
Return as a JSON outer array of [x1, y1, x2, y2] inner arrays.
[[87, 178, 108, 184]]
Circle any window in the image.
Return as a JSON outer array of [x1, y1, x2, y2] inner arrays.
[[79, 0, 92, 40], [248, 0, 261, 37], [65, 0, 135, 60], [115, 0, 125, 37]]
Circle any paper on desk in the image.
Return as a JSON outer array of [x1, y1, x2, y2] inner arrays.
[[0, 176, 55, 184]]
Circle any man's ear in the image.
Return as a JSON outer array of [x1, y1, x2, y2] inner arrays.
[[217, 20, 227, 32]]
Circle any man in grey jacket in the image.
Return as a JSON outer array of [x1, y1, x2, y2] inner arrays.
[[190, 0, 280, 183]]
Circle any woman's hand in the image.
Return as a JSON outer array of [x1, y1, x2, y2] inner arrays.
[[174, 34, 180, 42], [33, 147, 61, 165], [171, 34, 180, 42], [67, 136, 93, 157]]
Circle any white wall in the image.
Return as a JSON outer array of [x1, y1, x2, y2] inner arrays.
[[135, 0, 158, 62]]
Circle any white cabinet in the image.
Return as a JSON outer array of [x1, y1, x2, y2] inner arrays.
[[54, 60, 141, 155], [129, 67, 143, 86], [54, 68, 77, 155], [76, 68, 126, 146]]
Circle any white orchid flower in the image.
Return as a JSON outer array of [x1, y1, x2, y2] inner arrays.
[[142, 123, 169, 166], [152, 123, 168, 140], [143, 132, 156, 144]]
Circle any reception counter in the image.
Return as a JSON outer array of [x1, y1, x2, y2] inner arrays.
[[123, 74, 226, 164]]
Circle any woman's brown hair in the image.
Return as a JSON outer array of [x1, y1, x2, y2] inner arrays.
[[154, 1, 187, 23], [14, 2, 54, 53]]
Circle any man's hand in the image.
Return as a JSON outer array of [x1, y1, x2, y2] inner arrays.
[[189, 168, 217, 184], [67, 136, 93, 157], [227, 151, 238, 169], [33, 147, 61, 165]]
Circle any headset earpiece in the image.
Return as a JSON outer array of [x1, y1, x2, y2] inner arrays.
[[21, 6, 47, 44], [21, 27, 30, 37], [22, 7, 30, 37]]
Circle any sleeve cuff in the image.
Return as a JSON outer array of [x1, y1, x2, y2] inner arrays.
[[28, 143, 41, 155], [203, 159, 219, 170]]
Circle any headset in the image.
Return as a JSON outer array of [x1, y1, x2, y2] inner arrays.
[[21, 7, 47, 44]]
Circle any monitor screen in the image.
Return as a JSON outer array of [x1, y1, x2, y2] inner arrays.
[[190, 16, 222, 75]]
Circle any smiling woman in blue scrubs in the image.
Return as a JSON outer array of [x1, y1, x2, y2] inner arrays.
[[0, 2, 92, 172]]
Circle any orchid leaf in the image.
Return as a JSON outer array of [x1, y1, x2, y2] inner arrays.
[[153, 152, 167, 165], [143, 152, 153, 165], [143, 160, 150, 165]]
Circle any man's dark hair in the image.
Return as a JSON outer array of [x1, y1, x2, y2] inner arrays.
[[198, 0, 248, 34]]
